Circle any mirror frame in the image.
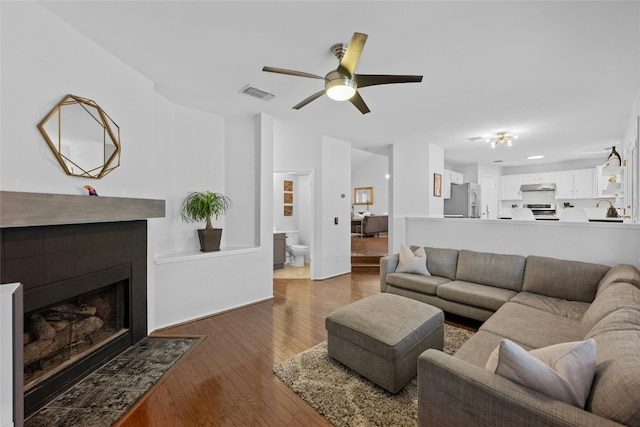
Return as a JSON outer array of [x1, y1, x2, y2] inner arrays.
[[354, 186, 374, 205], [37, 94, 121, 179]]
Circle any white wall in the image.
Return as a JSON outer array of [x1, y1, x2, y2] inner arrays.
[[391, 141, 443, 217], [390, 141, 444, 252], [273, 173, 297, 232], [351, 149, 389, 215], [298, 174, 312, 249], [403, 217, 640, 268], [0, 2, 155, 197], [319, 136, 352, 279], [428, 144, 445, 216], [225, 115, 260, 247], [1, 2, 272, 332], [392, 141, 430, 216]]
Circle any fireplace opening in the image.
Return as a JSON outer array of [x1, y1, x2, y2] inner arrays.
[[24, 280, 128, 390], [22, 262, 136, 417]]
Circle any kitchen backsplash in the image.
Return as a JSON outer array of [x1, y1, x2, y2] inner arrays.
[[499, 192, 614, 217]]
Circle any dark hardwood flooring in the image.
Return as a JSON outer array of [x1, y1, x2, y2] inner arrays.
[[116, 273, 379, 426], [116, 239, 478, 426], [350, 234, 389, 257]]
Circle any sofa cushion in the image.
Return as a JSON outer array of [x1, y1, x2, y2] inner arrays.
[[581, 282, 640, 336], [455, 250, 525, 292], [522, 256, 610, 303], [510, 292, 590, 321], [485, 339, 597, 408], [396, 244, 430, 275], [585, 328, 640, 425], [385, 273, 449, 295], [453, 330, 508, 368], [585, 307, 640, 338], [436, 280, 517, 311], [596, 263, 640, 297], [424, 247, 459, 281], [480, 302, 583, 349]]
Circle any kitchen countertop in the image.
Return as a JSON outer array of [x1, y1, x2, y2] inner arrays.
[[499, 216, 624, 223]]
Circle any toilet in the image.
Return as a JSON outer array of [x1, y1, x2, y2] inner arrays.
[[285, 231, 309, 267]]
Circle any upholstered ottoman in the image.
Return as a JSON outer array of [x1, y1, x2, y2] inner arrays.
[[325, 293, 444, 393]]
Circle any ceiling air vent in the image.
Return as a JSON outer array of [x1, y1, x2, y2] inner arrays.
[[240, 85, 276, 101]]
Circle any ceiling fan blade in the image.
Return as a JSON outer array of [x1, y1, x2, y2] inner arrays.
[[337, 32, 368, 78], [262, 66, 324, 80], [355, 74, 423, 88], [292, 90, 326, 110], [349, 91, 370, 115]]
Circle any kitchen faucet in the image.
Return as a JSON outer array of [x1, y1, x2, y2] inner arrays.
[[596, 199, 613, 208], [596, 199, 620, 218]]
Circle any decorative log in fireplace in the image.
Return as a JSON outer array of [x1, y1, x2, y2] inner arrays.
[[0, 191, 165, 418], [23, 280, 127, 389]]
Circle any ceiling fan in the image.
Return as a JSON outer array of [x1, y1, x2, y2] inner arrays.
[[262, 32, 423, 114]]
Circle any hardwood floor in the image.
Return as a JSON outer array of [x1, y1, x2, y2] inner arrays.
[[350, 234, 389, 257], [116, 273, 380, 426]]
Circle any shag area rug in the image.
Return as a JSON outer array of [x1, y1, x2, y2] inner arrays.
[[25, 336, 199, 427], [273, 324, 474, 427]]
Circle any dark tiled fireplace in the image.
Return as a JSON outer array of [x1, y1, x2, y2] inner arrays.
[[0, 191, 164, 419], [1, 222, 147, 416]]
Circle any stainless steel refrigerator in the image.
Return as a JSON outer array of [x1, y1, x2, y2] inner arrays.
[[444, 183, 481, 218]]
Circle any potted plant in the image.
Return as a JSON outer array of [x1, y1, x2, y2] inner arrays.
[[180, 191, 231, 252]]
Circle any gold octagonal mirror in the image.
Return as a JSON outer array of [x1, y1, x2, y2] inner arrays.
[[38, 94, 121, 179]]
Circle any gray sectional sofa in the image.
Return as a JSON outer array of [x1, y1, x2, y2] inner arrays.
[[380, 247, 640, 426]]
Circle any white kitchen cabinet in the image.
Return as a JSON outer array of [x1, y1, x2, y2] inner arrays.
[[450, 170, 464, 185], [443, 169, 464, 199], [555, 169, 595, 199], [573, 169, 595, 199], [443, 169, 451, 199], [555, 171, 574, 199], [500, 174, 522, 200], [521, 172, 557, 184]]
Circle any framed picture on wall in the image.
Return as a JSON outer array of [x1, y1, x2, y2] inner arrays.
[[434, 173, 442, 197], [284, 205, 293, 216], [284, 180, 293, 191], [284, 192, 293, 204]]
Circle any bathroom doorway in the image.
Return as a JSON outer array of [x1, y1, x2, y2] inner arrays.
[[273, 170, 314, 279]]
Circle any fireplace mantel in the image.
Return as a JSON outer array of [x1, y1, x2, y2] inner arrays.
[[0, 191, 165, 227]]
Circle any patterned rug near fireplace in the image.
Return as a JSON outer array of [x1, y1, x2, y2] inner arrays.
[[273, 324, 474, 427], [25, 336, 199, 427]]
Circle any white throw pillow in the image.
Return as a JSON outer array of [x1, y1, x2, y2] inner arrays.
[[485, 339, 597, 408], [395, 245, 431, 276]]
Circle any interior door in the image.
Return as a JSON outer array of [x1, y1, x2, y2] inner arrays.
[[481, 175, 498, 219]]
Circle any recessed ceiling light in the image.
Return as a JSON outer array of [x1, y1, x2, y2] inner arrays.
[[527, 155, 544, 160]]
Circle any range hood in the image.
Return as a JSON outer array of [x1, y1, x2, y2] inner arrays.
[[520, 183, 556, 192]]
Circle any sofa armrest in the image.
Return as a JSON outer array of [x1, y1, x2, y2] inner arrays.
[[418, 349, 621, 427], [380, 254, 399, 293]]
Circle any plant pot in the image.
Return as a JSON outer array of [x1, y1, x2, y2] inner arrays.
[[197, 228, 222, 252]]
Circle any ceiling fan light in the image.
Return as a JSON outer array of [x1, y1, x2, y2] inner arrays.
[[326, 78, 356, 101]]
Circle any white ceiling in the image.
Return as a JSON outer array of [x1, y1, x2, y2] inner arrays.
[[39, 1, 640, 167]]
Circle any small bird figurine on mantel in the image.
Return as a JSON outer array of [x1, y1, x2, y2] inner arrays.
[[84, 185, 98, 196]]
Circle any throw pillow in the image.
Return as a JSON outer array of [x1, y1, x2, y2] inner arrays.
[[485, 339, 597, 408], [396, 244, 430, 276]]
